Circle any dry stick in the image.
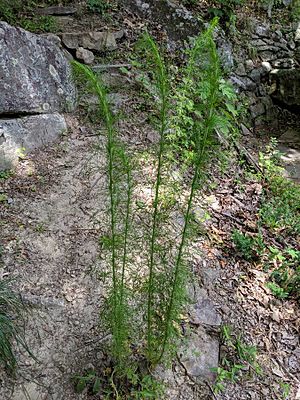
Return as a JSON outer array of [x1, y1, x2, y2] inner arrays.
[[92, 63, 132, 71], [215, 129, 262, 174]]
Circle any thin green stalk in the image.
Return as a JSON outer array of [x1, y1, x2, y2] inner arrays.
[[140, 33, 169, 361], [72, 61, 128, 365], [156, 27, 221, 364], [120, 158, 131, 301]]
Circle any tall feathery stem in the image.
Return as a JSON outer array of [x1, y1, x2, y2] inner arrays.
[[140, 33, 170, 361], [157, 22, 221, 363], [72, 61, 130, 366]]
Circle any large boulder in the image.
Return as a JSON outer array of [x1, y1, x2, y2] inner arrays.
[[0, 114, 67, 169], [0, 22, 76, 115]]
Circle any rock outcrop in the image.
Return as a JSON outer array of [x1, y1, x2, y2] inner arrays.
[[0, 22, 76, 169], [0, 114, 67, 170], [0, 22, 76, 114], [229, 21, 300, 127]]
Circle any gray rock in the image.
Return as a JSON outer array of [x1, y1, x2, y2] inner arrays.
[[261, 61, 272, 72], [180, 327, 219, 382], [293, 47, 300, 63], [279, 128, 300, 146], [250, 68, 262, 83], [260, 50, 278, 61], [0, 114, 66, 169], [250, 102, 265, 118], [0, 22, 76, 115], [36, 6, 77, 15], [190, 297, 222, 327], [272, 58, 295, 69], [235, 63, 246, 76], [40, 33, 61, 46], [217, 39, 234, 70], [61, 31, 119, 52], [255, 24, 270, 38], [257, 45, 281, 52], [245, 59, 255, 71], [251, 39, 267, 47], [295, 22, 300, 42], [278, 133, 300, 183], [76, 47, 95, 65], [241, 123, 252, 136], [119, 0, 200, 41], [230, 75, 256, 91], [258, 84, 267, 96], [11, 382, 43, 400]]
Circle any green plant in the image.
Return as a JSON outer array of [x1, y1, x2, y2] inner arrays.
[[156, 18, 237, 364], [73, 366, 164, 399], [232, 229, 265, 261], [208, 0, 244, 29], [73, 19, 237, 396], [87, 0, 110, 15], [0, 170, 13, 180], [0, 279, 29, 373], [259, 140, 300, 235], [72, 61, 132, 369], [19, 15, 57, 33], [214, 325, 261, 393], [266, 247, 300, 300], [279, 381, 290, 399], [0, 0, 57, 33], [290, 0, 300, 20], [136, 32, 171, 364], [0, 0, 22, 25]]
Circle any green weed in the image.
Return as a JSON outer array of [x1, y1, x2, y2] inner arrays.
[[0, 170, 13, 180], [73, 19, 237, 397], [87, 0, 110, 15], [208, 0, 244, 30], [0, 0, 57, 33], [72, 61, 132, 369], [0, 279, 29, 374], [136, 31, 171, 364], [20, 15, 57, 33], [266, 247, 300, 300], [259, 140, 300, 235], [214, 325, 261, 393], [73, 366, 164, 399], [232, 229, 265, 261]]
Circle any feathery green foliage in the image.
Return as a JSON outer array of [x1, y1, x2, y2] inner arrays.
[[73, 19, 237, 396], [72, 61, 131, 368], [136, 32, 170, 363], [156, 18, 237, 364]]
